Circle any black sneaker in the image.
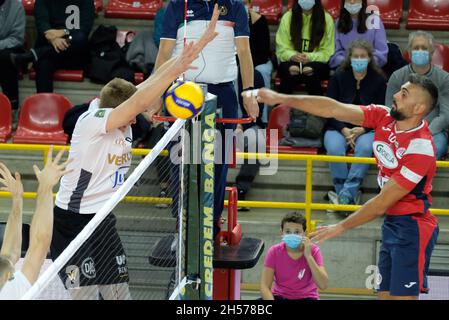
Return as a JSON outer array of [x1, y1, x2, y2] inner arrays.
[[237, 189, 250, 212], [10, 51, 35, 68], [156, 190, 169, 209], [337, 194, 354, 218]]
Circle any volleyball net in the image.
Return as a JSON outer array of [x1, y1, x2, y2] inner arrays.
[[22, 93, 217, 300]]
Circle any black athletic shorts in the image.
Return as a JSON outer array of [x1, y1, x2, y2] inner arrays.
[[51, 206, 129, 288]]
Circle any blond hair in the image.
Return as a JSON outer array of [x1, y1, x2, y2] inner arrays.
[[99, 78, 137, 109]]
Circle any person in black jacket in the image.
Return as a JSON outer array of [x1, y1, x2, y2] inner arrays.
[[0, 0, 25, 122], [324, 39, 386, 216], [11, 0, 95, 93]]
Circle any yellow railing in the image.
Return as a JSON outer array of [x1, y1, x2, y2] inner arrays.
[[1, 144, 449, 232]]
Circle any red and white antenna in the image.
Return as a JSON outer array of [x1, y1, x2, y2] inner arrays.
[[182, 0, 188, 81]]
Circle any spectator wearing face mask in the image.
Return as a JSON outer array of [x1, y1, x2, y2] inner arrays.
[[325, 39, 386, 216], [276, 0, 335, 95], [386, 31, 449, 160], [329, 0, 388, 70], [260, 212, 328, 300]]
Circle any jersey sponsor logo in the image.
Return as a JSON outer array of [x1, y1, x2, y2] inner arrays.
[[396, 147, 406, 159], [219, 5, 228, 16], [116, 254, 128, 277], [298, 269, 306, 280], [95, 109, 106, 118], [373, 141, 398, 169], [81, 257, 96, 279], [111, 166, 130, 188], [115, 138, 132, 148], [108, 152, 132, 166], [65, 265, 80, 288], [404, 282, 417, 289], [186, 9, 194, 17]]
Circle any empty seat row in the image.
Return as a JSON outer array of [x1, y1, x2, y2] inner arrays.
[[0, 93, 71, 145]]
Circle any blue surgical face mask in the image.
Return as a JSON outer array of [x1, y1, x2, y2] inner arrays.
[[351, 58, 369, 73], [411, 50, 430, 67], [298, 0, 315, 11], [282, 234, 303, 249], [344, 3, 362, 15]]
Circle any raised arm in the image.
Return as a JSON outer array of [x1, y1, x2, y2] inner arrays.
[[21, 147, 71, 284], [0, 164, 24, 265], [105, 5, 220, 132], [256, 88, 365, 126]]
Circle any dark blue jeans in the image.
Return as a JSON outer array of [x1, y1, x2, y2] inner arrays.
[[207, 82, 238, 238]]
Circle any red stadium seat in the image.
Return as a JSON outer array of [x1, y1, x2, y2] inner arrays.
[[105, 0, 163, 20], [13, 94, 72, 145], [22, 0, 102, 15], [367, 0, 403, 29], [0, 94, 12, 143], [406, 0, 449, 31], [134, 73, 144, 84], [29, 69, 84, 82], [250, 0, 283, 25], [403, 42, 449, 73], [288, 0, 340, 19], [21, 0, 35, 15], [94, 0, 103, 13], [267, 105, 320, 155]]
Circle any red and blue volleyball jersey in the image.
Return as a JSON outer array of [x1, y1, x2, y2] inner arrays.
[[361, 104, 437, 216], [161, 0, 250, 84]]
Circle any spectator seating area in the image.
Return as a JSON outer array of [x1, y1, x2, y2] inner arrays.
[[5, 0, 449, 157], [1, 93, 72, 145]]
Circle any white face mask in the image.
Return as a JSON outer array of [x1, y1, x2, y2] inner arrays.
[[344, 2, 363, 15]]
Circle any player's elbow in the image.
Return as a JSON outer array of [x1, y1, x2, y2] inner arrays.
[[317, 280, 328, 291]]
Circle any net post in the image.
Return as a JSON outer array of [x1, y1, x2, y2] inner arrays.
[[199, 93, 216, 300], [184, 120, 201, 300]]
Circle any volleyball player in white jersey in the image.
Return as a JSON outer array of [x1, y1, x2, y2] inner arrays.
[[49, 5, 220, 300]]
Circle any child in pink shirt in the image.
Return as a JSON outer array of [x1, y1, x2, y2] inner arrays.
[[260, 212, 328, 300]]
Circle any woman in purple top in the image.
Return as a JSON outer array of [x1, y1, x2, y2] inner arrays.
[[329, 0, 388, 69], [260, 212, 328, 300]]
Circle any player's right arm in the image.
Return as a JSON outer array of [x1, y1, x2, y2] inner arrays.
[[153, 40, 176, 73], [0, 163, 24, 266], [256, 88, 365, 126], [105, 5, 220, 133], [21, 147, 70, 284]]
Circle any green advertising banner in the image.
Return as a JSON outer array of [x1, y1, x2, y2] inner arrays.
[[199, 94, 216, 300]]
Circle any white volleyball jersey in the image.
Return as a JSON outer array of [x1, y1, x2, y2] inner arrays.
[[0, 271, 31, 300], [55, 108, 133, 214]]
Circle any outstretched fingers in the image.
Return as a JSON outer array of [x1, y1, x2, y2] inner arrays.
[[53, 147, 66, 165]]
